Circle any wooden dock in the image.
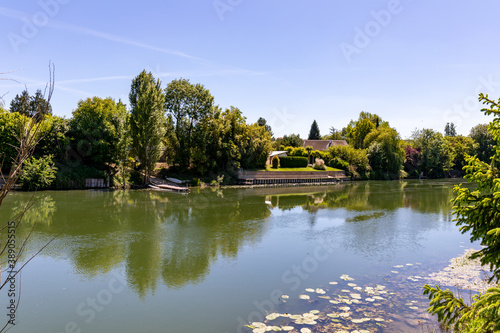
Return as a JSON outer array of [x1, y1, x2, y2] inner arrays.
[[149, 183, 190, 193]]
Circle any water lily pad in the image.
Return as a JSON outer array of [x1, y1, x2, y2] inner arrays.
[[329, 281, 338, 285], [365, 298, 375, 302], [339, 306, 350, 311], [266, 313, 280, 320], [391, 270, 399, 274], [394, 265, 404, 268], [305, 288, 315, 292], [281, 326, 294, 331], [300, 328, 311, 333]]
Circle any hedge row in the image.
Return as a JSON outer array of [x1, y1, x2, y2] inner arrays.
[[279, 156, 308, 168]]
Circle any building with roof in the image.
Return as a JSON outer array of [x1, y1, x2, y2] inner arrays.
[[302, 140, 348, 151]]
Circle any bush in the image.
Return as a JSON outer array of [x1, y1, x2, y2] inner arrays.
[[312, 158, 326, 170], [329, 157, 349, 170], [54, 165, 108, 189], [329, 145, 369, 174], [271, 155, 279, 169], [290, 147, 307, 157], [279, 156, 308, 168], [19, 155, 58, 190]]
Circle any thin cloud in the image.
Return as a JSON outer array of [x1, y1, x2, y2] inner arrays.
[[0, 6, 206, 63]]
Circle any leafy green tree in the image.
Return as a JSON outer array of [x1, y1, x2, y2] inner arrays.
[[129, 71, 166, 184], [34, 115, 70, 162], [424, 94, 500, 332], [469, 123, 494, 163], [344, 112, 389, 147], [329, 145, 369, 178], [445, 135, 474, 174], [257, 117, 273, 137], [0, 110, 28, 171], [69, 97, 129, 173], [10, 89, 52, 119], [242, 123, 273, 169], [9, 90, 30, 115], [164, 78, 214, 168], [280, 134, 303, 148], [328, 126, 343, 140], [445, 122, 457, 137], [412, 128, 452, 178], [19, 155, 57, 190], [352, 118, 375, 149], [308, 120, 320, 140], [364, 126, 404, 178]]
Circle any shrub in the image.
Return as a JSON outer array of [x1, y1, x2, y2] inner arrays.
[[55, 165, 108, 189], [329, 145, 369, 174], [279, 156, 308, 168], [329, 157, 349, 170], [19, 155, 58, 190], [312, 158, 326, 170], [290, 147, 307, 157], [271, 155, 279, 169]]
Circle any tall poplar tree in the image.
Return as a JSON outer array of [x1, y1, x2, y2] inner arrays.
[[129, 70, 165, 184]]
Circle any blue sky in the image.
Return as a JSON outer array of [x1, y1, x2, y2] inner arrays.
[[1, 0, 500, 139]]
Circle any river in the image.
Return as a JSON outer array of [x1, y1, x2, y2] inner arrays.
[[0, 179, 478, 332]]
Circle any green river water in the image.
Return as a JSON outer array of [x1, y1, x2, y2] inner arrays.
[[0, 179, 479, 333]]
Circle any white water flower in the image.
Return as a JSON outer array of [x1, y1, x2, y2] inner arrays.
[[365, 298, 375, 302], [394, 265, 404, 268], [340, 274, 354, 281], [391, 270, 399, 274], [281, 295, 289, 299], [309, 310, 320, 314], [339, 306, 350, 311], [329, 281, 338, 285], [300, 329, 312, 333], [299, 294, 310, 300], [350, 293, 362, 299], [305, 288, 315, 292], [281, 326, 294, 331], [315, 288, 326, 294], [347, 283, 357, 287]]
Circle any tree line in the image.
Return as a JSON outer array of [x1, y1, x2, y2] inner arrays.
[[0, 69, 496, 189], [278, 113, 493, 180]]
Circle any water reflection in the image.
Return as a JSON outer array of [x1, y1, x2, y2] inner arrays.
[[0, 179, 463, 298]]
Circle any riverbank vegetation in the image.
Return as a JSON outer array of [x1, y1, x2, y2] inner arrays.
[[0, 70, 495, 189], [423, 94, 500, 332]]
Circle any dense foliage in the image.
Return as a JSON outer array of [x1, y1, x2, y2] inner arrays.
[[1, 71, 498, 187], [279, 156, 308, 168], [129, 71, 166, 183], [19, 155, 57, 190], [423, 94, 500, 332]]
